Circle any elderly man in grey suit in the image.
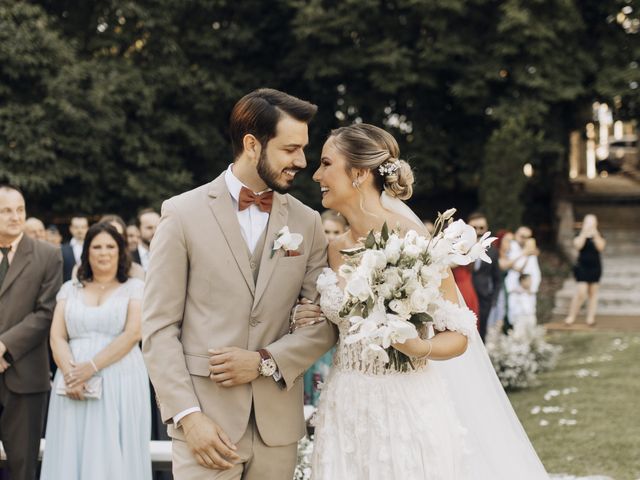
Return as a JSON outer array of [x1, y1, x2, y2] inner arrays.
[[142, 89, 337, 479], [0, 184, 62, 480]]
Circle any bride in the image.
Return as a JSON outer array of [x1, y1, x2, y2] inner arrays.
[[296, 123, 550, 479]]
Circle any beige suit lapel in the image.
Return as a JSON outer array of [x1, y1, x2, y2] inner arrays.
[[207, 175, 255, 295], [0, 235, 33, 299], [253, 193, 289, 307]]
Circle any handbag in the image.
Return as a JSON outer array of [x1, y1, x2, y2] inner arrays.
[[55, 374, 103, 400]]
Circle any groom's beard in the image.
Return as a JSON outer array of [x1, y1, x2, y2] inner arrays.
[[257, 149, 299, 194]]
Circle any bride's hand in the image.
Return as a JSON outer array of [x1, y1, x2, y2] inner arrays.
[[290, 298, 326, 332]]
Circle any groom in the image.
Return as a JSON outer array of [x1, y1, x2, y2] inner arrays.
[[142, 88, 337, 479]]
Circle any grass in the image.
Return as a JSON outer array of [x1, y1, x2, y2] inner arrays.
[[507, 331, 640, 480]]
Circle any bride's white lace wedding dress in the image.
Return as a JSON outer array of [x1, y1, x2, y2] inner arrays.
[[311, 265, 551, 480]]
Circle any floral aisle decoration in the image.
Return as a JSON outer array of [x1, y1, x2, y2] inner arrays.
[[485, 324, 562, 390]]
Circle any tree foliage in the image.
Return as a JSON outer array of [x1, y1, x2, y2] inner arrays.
[[1, 0, 638, 225]]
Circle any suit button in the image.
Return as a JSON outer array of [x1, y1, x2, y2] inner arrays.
[[250, 261, 257, 269], [249, 316, 259, 327]]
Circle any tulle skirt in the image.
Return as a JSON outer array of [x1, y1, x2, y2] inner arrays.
[[311, 363, 468, 480]]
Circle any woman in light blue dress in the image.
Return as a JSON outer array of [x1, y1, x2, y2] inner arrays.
[[41, 222, 151, 480]]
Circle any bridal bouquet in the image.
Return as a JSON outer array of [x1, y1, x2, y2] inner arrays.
[[335, 209, 495, 371]]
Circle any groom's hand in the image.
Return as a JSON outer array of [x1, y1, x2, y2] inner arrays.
[[181, 412, 240, 470], [208, 347, 261, 387]]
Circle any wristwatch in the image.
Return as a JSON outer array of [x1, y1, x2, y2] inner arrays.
[[257, 349, 277, 377]]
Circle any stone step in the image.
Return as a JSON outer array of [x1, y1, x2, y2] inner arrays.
[[557, 278, 640, 291], [552, 306, 640, 316]]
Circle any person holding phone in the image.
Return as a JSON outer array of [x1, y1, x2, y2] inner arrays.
[[564, 214, 606, 327]]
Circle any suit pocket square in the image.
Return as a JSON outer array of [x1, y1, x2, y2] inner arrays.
[[285, 250, 303, 257]]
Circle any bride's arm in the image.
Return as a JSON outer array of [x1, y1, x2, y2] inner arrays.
[[393, 268, 468, 360]]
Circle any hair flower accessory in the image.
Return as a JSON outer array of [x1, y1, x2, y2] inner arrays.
[[378, 161, 400, 177]]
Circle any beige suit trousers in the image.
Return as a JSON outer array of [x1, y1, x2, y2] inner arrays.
[[172, 412, 298, 480]]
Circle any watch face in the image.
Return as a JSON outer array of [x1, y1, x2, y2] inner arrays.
[[260, 358, 277, 377]]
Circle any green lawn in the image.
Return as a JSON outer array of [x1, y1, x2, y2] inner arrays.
[[507, 331, 640, 480]]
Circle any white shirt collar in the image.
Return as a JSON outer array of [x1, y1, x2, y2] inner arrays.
[[224, 164, 272, 203], [1, 232, 23, 251], [224, 164, 244, 203]]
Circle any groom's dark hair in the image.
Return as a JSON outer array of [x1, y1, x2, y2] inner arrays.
[[229, 88, 318, 158]]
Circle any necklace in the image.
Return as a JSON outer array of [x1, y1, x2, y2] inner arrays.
[[93, 279, 116, 290]]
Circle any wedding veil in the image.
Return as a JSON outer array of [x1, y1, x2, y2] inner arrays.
[[380, 192, 550, 479]]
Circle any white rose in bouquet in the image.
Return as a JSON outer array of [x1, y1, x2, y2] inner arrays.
[[409, 287, 434, 313], [377, 283, 395, 300], [420, 263, 448, 286], [382, 267, 403, 290], [384, 234, 403, 264], [389, 299, 412, 319], [346, 275, 373, 302], [361, 250, 387, 271], [403, 230, 419, 245], [403, 244, 422, 259]]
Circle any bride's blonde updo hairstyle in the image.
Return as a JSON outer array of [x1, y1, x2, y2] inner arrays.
[[329, 123, 414, 200]]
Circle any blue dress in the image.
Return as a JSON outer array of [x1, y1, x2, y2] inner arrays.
[[41, 278, 151, 480]]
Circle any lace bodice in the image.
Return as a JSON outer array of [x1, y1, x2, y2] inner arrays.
[[318, 268, 429, 376]]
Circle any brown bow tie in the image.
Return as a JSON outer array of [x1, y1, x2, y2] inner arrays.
[[238, 187, 274, 213]]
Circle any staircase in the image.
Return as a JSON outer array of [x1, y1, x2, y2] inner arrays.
[[553, 228, 640, 318]]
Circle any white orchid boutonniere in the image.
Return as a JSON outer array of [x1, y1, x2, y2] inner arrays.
[[272, 226, 304, 258]]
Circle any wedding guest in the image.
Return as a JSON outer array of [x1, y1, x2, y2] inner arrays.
[[62, 214, 89, 282], [486, 230, 513, 331], [504, 227, 541, 330], [132, 209, 159, 271], [126, 224, 141, 252], [564, 214, 606, 327], [468, 212, 500, 340], [41, 222, 151, 480], [45, 225, 63, 246], [0, 185, 62, 480], [452, 264, 479, 318], [321, 209, 348, 242], [508, 273, 537, 332], [303, 210, 346, 406], [24, 217, 46, 240], [99, 215, 145, 280]]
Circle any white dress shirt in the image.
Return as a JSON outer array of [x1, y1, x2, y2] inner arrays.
[[173, 165, 274, 427], [137, 244, 150, 271], [70, 237, 83, 264], [224, 164, 270, 254], [0, 233, 23, 265]]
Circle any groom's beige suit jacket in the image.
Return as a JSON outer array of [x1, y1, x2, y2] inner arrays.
[[142, 173, 337, 446]]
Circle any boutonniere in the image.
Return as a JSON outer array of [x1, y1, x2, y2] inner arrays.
[[272, 226, 303, 258]]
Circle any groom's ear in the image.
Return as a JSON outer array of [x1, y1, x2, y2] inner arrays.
[[243, 134, 261, 161]]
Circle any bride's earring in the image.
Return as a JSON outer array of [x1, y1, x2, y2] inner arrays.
[[352, 177, 361, 188]]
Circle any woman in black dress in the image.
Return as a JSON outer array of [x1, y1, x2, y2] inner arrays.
[[564, 214, 606, 326]]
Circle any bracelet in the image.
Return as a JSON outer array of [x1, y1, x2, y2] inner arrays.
[[90, 359, 99, 373], [424, 339, 433, 359]]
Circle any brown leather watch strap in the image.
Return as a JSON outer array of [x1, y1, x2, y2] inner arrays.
[[258, 348, 271, 361]]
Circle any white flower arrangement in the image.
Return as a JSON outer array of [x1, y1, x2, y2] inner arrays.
[[337, 209, 496, 371], [485, 325, 562, 390], [293, 436, 314, 480]]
